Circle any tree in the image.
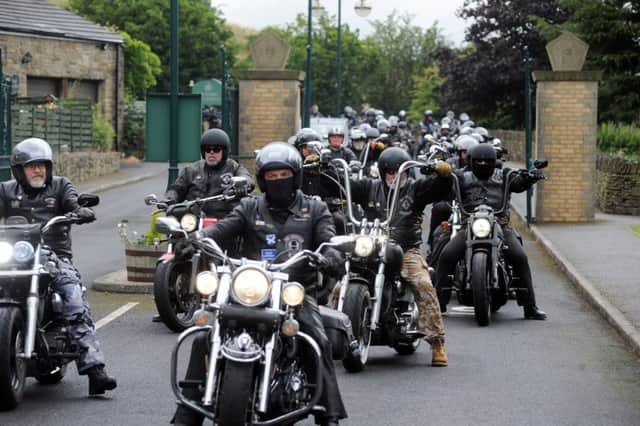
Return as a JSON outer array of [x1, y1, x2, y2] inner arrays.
[[120, 32, 162, 100], [68, 0, 235, 91], [407, 66, 445, 124], [435, 0, 568, 128], [538, 0, 640, 123]]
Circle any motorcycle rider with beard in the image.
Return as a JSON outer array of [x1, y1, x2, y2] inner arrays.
[[171, 142, 348, 426], [164, 128, 254, 217], [326, 127, 357, 163], [0, 138, 117, 396], [435, 144, 547, 320], [349, 128, 368, 162], [348, 147, 453, 366]]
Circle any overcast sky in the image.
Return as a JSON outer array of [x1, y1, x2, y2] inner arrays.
[[212, 1, 469, 46]]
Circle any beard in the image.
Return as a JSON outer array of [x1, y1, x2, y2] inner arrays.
[[205, 157, 221, 167], [27, 175, 46, 188]]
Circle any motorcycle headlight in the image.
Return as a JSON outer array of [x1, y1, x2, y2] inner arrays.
[[13, 241, 34, 263], [471, 218, 492, 238], [354, 236, 375, 257], [282, 282, 305, 307], [0, 241, 13, 263], [180, 213, 198, 232], [231, 266, 271, 306], [196, 270, 219, 296]]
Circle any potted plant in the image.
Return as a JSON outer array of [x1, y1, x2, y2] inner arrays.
[[117, 209, 167, 282]]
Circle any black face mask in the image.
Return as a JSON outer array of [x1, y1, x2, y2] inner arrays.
[[472, 161, 495, 180], [265, 177, 296, 208]]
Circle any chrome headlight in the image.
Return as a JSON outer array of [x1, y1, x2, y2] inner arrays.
[[13, 241, 35, 263], [354, 235, 375, 257], [180, 213, 198, 232], [196, 270, 219, 296], [282, 282, 305, 307], [0, 241, 13, 263], [231, 266, 271, 306], [471, 218, 492, 238]]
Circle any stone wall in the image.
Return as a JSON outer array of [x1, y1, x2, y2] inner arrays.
[[54, 151, 120, 184], [0, 33, 124, 148], [596, 156, 640, 215]]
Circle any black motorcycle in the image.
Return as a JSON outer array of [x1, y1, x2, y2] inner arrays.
[[155, 217, 353, 425], [438, 160, 548, 326], [144, 177, 249, 332], [0, 194, 99, 411]]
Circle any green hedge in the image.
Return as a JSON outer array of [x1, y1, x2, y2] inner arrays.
[[598, 122, 640, 160]]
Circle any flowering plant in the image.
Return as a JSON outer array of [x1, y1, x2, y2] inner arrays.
[[117, 209, 165, 248]]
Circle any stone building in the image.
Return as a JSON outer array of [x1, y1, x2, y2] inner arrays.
[[0, 0, 124, 148]]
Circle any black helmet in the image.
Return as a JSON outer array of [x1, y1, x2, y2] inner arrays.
[[365, 128, 380, 139], [200, 128, 231, 161], [255, 142, 303, 192], [11, 138, 54, 188], [469, 143, 497, 180], [378, 147, 411, 176], [293, 128, 322, 150]]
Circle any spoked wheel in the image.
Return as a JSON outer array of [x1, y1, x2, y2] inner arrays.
[[342, 284, 371, 373], [471, 252, 491, 326], [153, 259, 198, 332], [0, 307, 27, 411]]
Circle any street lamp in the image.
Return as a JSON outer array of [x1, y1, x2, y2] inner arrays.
[[354, 0, 372, 18], [303, 0, 316, 128]]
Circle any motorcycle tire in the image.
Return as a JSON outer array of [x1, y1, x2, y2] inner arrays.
[[471, 252, 491, 327], [35, 364, 67, 385], [0, 307, 26, 411], [153, 259, 196, 333], [216, 360, 256, 426], [393, 338, 421, 356], [342, 284, 371, 373]]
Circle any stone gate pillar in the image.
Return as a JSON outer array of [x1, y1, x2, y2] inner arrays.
[[234, 32, 304, 166], [533, 32, 602, 222]]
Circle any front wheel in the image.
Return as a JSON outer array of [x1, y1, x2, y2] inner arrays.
[[153, 259, 197, 332], [471, 252, 491, 326], [342, 284, 371, 373], [216, 360, 256, 426], [0, 307, 27, 411]]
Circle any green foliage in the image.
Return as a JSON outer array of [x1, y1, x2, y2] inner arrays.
[[631, 224, 640, 236], [122, 99, 145, 158], [117, 210, 165, 247], [597, 122, 640, 159], [407, 66, 445, 123], [68, 0, 236, 91], [120, 31, 162, 100], [91, 104, 114, 151]]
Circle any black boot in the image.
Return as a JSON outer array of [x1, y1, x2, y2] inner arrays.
[[320, 417, 340, 426], [87, 366, 117, 396], [524, 305, 547, 320]]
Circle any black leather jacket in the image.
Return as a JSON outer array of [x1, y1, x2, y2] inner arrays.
[[455, 168, 534, 225], [350, 175, 452, 250], [165, 159, 254, 218], [326, 147, 357, 163], [202, 191, 338, 286], [0, 176, 82, 258]]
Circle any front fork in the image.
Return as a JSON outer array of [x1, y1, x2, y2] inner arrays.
[[370, 262, 386, 330], [336, 258, 351, 312], [22, 247, 43, 359]]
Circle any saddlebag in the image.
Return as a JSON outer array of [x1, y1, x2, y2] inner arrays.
[[318, 306, 351, 360]]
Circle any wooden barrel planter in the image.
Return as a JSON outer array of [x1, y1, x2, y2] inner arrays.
[[125, 245, 165, 282]]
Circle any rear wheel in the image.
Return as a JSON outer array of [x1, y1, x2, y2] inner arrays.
[[216, 360, 256, 426], [0, 307, 26, 411], [342, 284, 371, 373], [471, 253, 491, 326], [153, 259, 197, 332]]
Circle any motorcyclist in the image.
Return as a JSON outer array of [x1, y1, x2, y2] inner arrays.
[[171, 142, 348, 426], [349, 128, 368, 162], [326, 127, 357, 163], [365, 108, 378, 127], [377, 118, 390, 135], [419, 110, 437, 136], [343, 105, 358, 128], [0, 138, 117, 396], [349, 147, 453, 366], [447, 135, 479, 170], [435, 144, 547, 320], [439, 123, 452, 141], [398, 109, 412, 131], [165, 129, 254, 217]]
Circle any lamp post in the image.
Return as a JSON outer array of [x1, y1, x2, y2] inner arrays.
[[303, 0, 315, 128], [314, 1, 372, 117], [168, 0, 179, 187]]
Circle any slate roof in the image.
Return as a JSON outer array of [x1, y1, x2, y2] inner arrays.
[[0, 0, 123, 44]]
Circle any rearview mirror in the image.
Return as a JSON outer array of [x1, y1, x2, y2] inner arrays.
[[533, 159, 548, 169], [78, 193, 99, 208], [155, 217, 182, 235], [144, 193, 158, 206]]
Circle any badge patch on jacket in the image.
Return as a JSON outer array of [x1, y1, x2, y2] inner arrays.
[[265, 234, 277, 246], [261, 248, 277, 261], [283, 234, 304, 254]]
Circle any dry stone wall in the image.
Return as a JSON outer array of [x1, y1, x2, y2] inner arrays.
[[596, 156, 640, 215], [53, 152, 120, 184]]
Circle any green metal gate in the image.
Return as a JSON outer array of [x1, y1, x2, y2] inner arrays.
[[0, 48, 12, 181]]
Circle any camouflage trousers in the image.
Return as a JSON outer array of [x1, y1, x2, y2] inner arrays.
[[400, 248, 445, 344], [55, 259, 105, 374]]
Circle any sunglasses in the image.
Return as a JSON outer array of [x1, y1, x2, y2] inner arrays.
[[204, 146, 224, 153]]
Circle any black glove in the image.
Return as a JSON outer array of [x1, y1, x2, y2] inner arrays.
[[314, 248, 345, 278], [173, 238, 195, 261], [75, 207, 96, 224], [420, 164, 436, 175]]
